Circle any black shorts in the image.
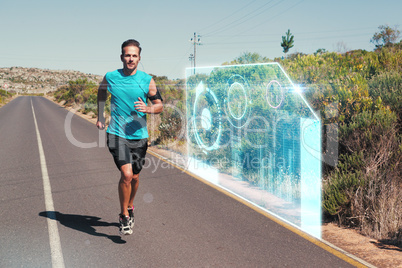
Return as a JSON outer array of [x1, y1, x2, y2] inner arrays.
[[107, 133, 148, 174]]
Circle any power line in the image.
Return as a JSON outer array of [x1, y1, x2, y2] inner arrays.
[[200, 26, 377, 38], [197, 0, 257, 33], [203, 0, 281, 37], [234, 0, 304, 37], [165, 44, 193, 79]]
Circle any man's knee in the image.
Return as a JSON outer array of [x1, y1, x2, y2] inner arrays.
[[120, 166, 133, 185], [132, 173, 139, 183]]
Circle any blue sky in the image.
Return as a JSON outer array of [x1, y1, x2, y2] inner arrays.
[[0, 0, 401, 79]]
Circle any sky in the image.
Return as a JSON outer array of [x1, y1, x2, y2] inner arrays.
[[0, 0, 401, 80]]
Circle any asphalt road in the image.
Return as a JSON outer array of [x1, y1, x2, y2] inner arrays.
[[0, 96, 358, 267]]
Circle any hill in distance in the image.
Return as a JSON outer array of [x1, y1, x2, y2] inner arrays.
[[0, 67, 102, 94]]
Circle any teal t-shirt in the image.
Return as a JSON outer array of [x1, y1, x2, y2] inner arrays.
[[105, 69, 152, 139]]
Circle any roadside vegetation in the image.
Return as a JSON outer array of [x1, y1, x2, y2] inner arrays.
[[49, 25, 401, 246], [53, 78, 102, 117], [281, 45, 402, 246], [0, 89, 15, 107]]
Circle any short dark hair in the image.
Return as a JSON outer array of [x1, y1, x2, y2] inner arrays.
[[121, 39, 142, 55]]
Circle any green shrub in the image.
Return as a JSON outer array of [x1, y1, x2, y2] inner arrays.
[[158, 101, 185, 141], [53, 78, 98, 107], [83, 94, 98, 115], [323, 108, 401, 244], [280, 46, 402, 244], [323, 152, 366, 218], [368, 70, 402, 124]]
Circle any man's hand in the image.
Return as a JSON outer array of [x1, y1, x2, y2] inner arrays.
[[96, 120, 105, 130], [133, 79, 163, 114], [134, 97, 148, 113]]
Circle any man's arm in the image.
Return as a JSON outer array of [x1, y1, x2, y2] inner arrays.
[[96, 76, 108, 129], [134, 78, 163, 114]]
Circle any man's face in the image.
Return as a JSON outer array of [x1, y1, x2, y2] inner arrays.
[[121, 45, 141, 71]]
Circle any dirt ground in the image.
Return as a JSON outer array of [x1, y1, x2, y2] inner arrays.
[[322, 223, 401, 268], [48, 96, 401, 268]]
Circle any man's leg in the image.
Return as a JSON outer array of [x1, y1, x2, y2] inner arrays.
[[124, 138, 147, 230], [118, 164, 134, 217], [127, 142, 147, 208], [128, 173, 139, 209]]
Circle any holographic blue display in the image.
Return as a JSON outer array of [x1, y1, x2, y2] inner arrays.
[[186, 63, 322, 238]]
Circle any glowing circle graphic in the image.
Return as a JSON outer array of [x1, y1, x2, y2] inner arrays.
[[266, 80, 284, 109], [201, 108, 212, 130], [228, 82, 247, 120], [225, 75, 251, 128], [193, 82, 221, 152]]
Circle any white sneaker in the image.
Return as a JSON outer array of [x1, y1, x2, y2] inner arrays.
[[128, 207, 135, 229], [119, 214, 133, 235]]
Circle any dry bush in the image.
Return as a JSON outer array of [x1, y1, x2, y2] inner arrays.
[[352, 128, 402, 246], [324, 109, 402, 245]]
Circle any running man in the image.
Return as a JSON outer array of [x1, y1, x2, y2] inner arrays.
[[96, 39, 163, 235]]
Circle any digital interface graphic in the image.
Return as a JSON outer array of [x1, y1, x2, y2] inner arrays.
[[186, 63, 321, 238]]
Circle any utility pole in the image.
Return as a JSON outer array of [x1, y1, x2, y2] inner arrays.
[[189, 54, 194, 70], [189, 32, 201, 74]]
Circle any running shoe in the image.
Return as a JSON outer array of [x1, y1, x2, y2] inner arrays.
[[128, 207, 135, 228], [119, 214, 133, 235]]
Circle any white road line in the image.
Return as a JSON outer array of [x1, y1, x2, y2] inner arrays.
[[31, 99, 65, 268]]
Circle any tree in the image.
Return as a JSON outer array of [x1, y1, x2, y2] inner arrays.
[[222, 52, 269, 65], [281, 29, 294, 56], [315, 48, 327, 55], [370, 25, 401, 49]]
